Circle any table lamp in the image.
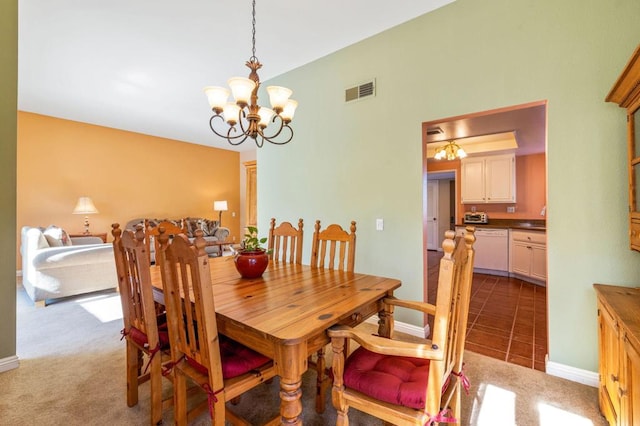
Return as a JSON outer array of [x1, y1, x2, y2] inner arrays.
[[73, 196, 99, 234], [213, 200, 228, 226]]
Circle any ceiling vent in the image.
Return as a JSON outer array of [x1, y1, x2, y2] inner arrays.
[[426, 127, 444, 136], [345, 79, 376, 103]]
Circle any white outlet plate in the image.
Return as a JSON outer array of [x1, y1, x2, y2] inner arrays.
[[507, 206, 515, 213], [376, 218, 384, 231]]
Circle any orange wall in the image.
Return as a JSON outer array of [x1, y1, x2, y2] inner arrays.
[[17, 111, 241, 269], [427, 153, 547, 222]]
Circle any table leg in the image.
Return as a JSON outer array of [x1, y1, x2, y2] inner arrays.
[[378, 299, 395, 338], [275, 342, 306, 425]]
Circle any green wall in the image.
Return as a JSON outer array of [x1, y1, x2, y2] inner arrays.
[[0, 0, 17, 362], [259, 0, 640, 372]]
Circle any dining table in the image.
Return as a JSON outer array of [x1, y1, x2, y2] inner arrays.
[[149, 255, 401, 425]]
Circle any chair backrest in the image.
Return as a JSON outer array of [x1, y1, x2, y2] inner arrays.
[[310, 220, 356, 272], [427, 228, 476, 415], [111, 223, 160, 350], [268, 218, 304, 264], [156, 230, 225, 394], [145, 219, 187, 264]]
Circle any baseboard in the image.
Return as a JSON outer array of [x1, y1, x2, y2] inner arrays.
[[366, 317, 600, 388], [365, 316, 426, 338], [0, 355, 20, 373], [546, 360, 599, 388]]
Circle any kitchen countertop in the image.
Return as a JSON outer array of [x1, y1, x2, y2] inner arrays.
[[456, 219, 546, 232]]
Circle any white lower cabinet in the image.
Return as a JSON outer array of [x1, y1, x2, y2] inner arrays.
[[509, 230, 546, 284]]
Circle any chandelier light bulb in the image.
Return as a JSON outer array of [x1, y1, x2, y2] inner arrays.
[[204, 86, 230, 113], [267, 86, 293, 112], [228, 77, 256, 106], [258, 107, 275, 128], [223, 103, 241, 126], [281, 99, 298, 123]]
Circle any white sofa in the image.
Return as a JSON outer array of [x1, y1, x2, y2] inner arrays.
[[20, 226, 118, 306]]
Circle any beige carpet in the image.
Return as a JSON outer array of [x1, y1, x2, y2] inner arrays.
[[0, 287, 607, 425]]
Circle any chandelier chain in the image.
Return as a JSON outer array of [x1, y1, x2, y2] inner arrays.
[[250, 0, 257, 63]]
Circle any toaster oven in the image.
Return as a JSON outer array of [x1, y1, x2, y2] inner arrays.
[[464, 212, 489, 224]]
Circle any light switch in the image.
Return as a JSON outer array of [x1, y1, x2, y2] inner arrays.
[[376, 218, 384, 231]]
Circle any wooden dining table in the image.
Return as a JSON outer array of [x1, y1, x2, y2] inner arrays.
[[149, 255, 401, 425]]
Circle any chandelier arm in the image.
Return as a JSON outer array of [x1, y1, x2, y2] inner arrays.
[[209, 114, 250, 142], [259, 114, 287, 139], [235, 108, 251, 135], [259, 123, 294, 145], [227, 134, 251, 146]]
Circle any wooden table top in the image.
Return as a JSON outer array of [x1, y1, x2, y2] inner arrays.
[[149, 256, 401, 345]]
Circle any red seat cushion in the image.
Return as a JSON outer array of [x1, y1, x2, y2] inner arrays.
[[186, 335, 271, 380], [343, 346, 431, 410], [128, 314, 171, 351]]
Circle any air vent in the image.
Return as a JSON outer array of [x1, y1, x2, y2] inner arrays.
[[426, 127, 444, 136], [345, 79, 376, 103]]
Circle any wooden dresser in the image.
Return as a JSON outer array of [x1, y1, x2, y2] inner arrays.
[[606, 44, 640, 251], [594, 284, 640, 425]]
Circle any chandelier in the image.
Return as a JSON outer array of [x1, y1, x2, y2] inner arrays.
[[434, 140, 467, 160], [204, 0, 297, 148]]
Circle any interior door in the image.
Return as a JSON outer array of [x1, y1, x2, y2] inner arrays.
[[427, 180, 439, 250]]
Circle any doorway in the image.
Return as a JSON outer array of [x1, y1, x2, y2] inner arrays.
[[420, 100, 548, 370], [427, 172, 456, 250]]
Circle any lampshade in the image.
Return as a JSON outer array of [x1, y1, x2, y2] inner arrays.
[[72, 197, 99, 215], [280, 100, 298, 123], [228, 77, 256, 106], [204, 86, 230, 112], [267, 86, 292, 111], [258, 107, 275, 127], [214, 200, 228, 211]]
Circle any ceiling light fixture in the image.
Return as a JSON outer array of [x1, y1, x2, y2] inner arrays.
[[434, 140, 467, 160], [204, 0, 298, 148]]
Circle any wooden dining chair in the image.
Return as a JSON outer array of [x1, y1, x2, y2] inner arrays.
[[310, 219, 356, 272], [309, 219, 357, 413], [327, 228, 476, 426], [268, 217, 304, 264], [156, 230, 277, 425], [111, 223, 171, 426], [145, 219, 186, 265]]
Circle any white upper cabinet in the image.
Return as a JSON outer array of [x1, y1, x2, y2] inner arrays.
[[461, 153, 516, 204]]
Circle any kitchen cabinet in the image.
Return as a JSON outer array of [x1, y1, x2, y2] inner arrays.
[[509, 229, 546, 284], [461, 153, 516, 204], [606, 44, 640, 252], [594, 284, 640, 426]]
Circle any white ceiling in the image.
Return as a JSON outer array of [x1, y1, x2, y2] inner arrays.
[[18, 0, 454, 152]]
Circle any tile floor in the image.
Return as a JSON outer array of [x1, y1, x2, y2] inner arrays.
[[427, 250, 548, 372]]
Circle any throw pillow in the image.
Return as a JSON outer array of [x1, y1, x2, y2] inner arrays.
[[196, 219, 210, 236], [184, 218, 199, 238], [204, 219, 218, 237], [43, 225, 72, 247]]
